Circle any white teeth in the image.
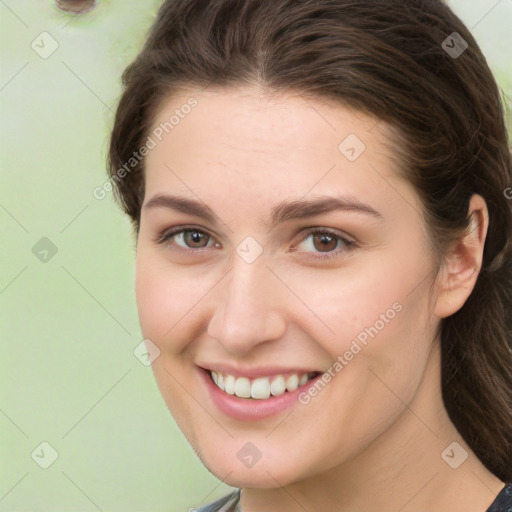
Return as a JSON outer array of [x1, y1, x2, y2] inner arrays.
[[270, 375, 286, 396], [217, 373, 225, 391], [251, 377, 271, 399], [210, 371, 313, 399], [286, 374, 299, 391], [224, 374, 236, 395], [234, 377, 251, 398]]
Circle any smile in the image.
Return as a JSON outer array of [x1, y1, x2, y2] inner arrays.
[[210, 370, 320, 399]]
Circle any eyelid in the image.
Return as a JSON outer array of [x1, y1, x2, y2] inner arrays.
[[155, 225, 219, 250], [290, 227, 356, 260], [293, 226, 356, 245]]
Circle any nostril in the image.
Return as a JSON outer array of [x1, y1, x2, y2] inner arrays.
[[55, 0, 97, 14]]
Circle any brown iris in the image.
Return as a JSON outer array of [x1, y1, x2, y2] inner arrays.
[[312, 233, 338, 252], [184, 230, 209, 248]]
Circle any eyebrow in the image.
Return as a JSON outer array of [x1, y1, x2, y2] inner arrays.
[[143, 193, 383, 230]]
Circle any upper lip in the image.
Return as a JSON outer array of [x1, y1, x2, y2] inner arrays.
[[198, 364, 321, 378]]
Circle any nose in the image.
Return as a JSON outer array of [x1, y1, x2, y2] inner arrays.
[[206, 257, 288, 356]]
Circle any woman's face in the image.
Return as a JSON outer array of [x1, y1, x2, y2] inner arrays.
[[136, 86, 442, 487]]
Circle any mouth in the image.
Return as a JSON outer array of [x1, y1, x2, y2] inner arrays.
[[209, 370, 322, 399], [198, 365, 324, 420]]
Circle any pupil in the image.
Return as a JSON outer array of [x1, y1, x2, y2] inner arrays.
[[187, 231, 205, 247], [314, 233, 336, 252]]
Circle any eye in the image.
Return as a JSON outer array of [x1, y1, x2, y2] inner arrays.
[[155, 225, 356, 260], [293, 228, 356, 260], [156, 227, 219, 251]]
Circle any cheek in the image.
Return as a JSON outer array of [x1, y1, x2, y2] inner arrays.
[[135, 260, 171, 343], [281, 242, 437, 413], [134, 252, 208, 440], [279, 250, 429, 353], [134, 250, 211, 349]]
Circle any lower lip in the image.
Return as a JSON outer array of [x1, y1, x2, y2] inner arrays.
[[200, 368, 322, 421]]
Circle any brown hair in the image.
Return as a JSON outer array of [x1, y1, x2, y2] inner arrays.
[[107, 0, 512, 481]]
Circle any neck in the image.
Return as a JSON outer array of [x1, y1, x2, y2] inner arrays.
[[241, 342, 505, 512]]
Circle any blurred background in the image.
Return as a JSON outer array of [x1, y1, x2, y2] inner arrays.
[[1, 1, 511, 510]]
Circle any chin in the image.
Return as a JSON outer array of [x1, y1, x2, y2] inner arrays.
[[211, 461, 301, 489], [193, 438, 320, 489]]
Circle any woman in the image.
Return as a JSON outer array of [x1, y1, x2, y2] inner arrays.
[[107, 0, 512, 510]]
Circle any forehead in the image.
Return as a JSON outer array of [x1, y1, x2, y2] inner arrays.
[[147, 85, 384, 160], [142, 85, 411, 217]]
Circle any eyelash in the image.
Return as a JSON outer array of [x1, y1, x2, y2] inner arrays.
[[155, 226, 357, 261]]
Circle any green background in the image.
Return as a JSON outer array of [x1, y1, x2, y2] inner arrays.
[[1, 1, 510, 510]]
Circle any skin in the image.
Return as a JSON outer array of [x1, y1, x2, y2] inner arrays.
[[135, 85, 505, 511]]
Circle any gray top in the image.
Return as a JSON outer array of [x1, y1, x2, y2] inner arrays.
[[194, 489, 241, 511], [193, 483, 512, 511]]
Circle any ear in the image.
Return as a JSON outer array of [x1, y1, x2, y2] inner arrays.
[[434, 194, 489, 319]]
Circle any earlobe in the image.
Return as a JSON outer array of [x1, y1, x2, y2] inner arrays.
[[434, 194, 489, 319]]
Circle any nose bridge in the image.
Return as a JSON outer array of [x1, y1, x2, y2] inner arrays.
[[207, 255, 287, 353]]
